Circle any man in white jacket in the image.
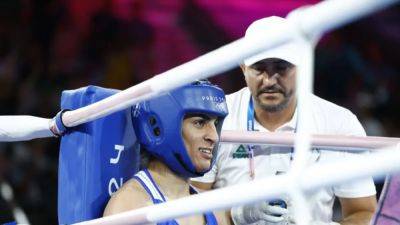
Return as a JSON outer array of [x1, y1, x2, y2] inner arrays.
[[192, 16, 377, 225]]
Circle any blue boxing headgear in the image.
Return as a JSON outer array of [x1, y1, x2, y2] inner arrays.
[[132, 81, 228, 178]]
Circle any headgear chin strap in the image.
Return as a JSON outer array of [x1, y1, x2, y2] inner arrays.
[[132, 81, 228, 178]]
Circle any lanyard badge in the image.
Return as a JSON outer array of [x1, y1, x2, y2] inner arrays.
[[247, 98, 256, 180]]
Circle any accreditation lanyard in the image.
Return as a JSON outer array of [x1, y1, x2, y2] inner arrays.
[[247, 98, 256, 179], [247, 97, 297, 180]]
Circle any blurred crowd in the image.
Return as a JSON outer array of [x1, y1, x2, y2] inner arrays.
[[0, 0, 398, 224]]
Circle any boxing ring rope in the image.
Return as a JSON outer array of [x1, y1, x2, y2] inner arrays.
[[286, 17, 316, 222], [0, 116, 54, 142], [220, 131, 400, 151], [66, 0, 399, 224], [77, 144, 400, 225], [60, 0, 399, 128]]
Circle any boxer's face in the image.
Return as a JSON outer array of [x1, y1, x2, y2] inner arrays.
[[241, 58, 296, 112], [182, 114, 219, 172]]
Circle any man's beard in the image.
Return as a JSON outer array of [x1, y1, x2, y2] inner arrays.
[[255, 86, 294, 113]]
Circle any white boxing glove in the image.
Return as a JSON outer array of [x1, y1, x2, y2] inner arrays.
[[231, 201, 289, 225]]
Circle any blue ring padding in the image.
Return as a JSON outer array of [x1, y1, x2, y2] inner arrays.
[[58, 86, 140, 224]]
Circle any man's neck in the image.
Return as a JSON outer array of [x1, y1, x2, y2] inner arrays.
[[147, 160, 190, 198], [254, 99, 296, 132]]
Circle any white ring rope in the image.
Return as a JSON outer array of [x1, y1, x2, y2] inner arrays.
[[220, 131, 400, 151], [77, 144, 400, 225], [287, 21, 316, 222], [0, 116, 53, 142], [61, 0, 399, 128]]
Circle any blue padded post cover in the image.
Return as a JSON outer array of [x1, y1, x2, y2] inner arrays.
[[58, 86, 140, 224]]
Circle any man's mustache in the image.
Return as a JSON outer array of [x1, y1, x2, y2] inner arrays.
[[257, 86, 285, 96]]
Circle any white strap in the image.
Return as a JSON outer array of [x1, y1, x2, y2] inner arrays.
[[136, 171, 165, 202]]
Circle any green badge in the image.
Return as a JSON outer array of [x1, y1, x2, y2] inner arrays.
[[232, 145, 250, 158]]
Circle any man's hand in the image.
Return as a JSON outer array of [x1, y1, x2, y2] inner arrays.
[[339, 196, 376, 225], [231, 201, 289, 225]]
